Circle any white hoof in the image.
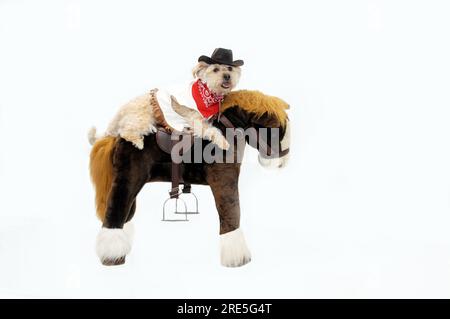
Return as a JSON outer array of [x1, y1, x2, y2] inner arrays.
[[258, 154, 289, 169], [96, 227, 131, 265], [220, 228, 252, 267], [123, 222, 135, 244]]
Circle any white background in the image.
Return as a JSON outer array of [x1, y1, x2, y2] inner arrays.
[[1, 0, 450, 298]]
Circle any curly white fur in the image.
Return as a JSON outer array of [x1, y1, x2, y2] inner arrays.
[[104, 93, 158, 149]]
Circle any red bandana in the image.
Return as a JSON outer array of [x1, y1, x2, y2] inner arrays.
[[191, 79, 223, 118]]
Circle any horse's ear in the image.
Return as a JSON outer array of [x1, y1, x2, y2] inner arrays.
[[192, 61, 208, 78]]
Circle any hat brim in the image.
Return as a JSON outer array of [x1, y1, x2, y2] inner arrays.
[[198, 55, 244, 67]]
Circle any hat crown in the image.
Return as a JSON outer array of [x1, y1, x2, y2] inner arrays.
[[198, 48, 244, 67], [211, 48, 233, 62]]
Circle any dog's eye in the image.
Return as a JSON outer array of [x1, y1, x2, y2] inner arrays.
[[227, 66, 233, 71], [213, 68, 219, 72]]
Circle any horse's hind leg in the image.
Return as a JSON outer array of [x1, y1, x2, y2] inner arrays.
[[97, 188, 144, 266], [96, 143, 148, 266]]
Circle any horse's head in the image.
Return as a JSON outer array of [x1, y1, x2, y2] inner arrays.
[[220, 90, 291, 169]]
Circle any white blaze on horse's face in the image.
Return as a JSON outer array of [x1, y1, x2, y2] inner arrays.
[[258, 119, 290, 169]]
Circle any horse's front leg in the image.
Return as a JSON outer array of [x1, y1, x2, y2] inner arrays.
[[206, 164, 251, 267]]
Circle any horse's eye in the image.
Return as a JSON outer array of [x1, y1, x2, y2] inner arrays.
[[213, 68, 219, 72], [227, 66, 233, 71]]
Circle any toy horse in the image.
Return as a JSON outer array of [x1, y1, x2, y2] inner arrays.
[[89, 90, 291, 267]]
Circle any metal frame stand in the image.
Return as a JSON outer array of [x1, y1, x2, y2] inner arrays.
[[162, 193, 189, 222], [175, 184, 199, 215]]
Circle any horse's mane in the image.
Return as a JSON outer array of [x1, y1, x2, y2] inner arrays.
[[221, 90, 289, 125]]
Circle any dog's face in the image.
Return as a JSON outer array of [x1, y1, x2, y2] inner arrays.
[[192, 61, 241, 95]]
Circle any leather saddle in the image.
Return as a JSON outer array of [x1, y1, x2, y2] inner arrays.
[[155, 129, 194, 155], [155, 128, 200, 221], [155, 129, 196, 199]]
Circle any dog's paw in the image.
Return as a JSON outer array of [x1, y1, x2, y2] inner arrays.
[[204, 127, 230, 150], [213, 135, 230, 150]]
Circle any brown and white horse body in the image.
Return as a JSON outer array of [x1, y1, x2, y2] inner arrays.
[[89, 90, 290, 267]]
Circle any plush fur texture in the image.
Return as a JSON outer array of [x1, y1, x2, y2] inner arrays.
[[222, 90, 289, 126], [89, 91, 290, 266], [105, 93, 158, 149], [220, 228, 251, 267], [89, 136, 116, 222], [192, 61, 241, 96], [170, 95, 230, 149], [123, 222, 135, 244], [96, 227, 131, 263]]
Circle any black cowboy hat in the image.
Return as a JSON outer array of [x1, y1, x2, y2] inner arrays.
[[198, 48, 244, 67]]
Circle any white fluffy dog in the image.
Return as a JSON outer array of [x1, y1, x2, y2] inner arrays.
[[192, 61, 241, 96], [89, 48, 243, 150]]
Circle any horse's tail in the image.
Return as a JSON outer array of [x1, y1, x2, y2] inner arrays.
[[89, 136, 116, 222]]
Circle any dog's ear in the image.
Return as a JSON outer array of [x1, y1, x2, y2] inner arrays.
[[192, 61, 208, 78]]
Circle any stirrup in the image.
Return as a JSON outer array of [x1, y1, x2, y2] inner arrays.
[[162, 188, 188, 222], [175, 185, 199, 215]]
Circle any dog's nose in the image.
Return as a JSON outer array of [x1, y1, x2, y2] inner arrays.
[[223, 74, 231, 81]]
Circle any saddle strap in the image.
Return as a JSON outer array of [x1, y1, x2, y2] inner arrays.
[[168, 135, 193, 198], [182, 184, 191, 193], [169, 162, 180, 198], [169, 135, 181, 198]]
